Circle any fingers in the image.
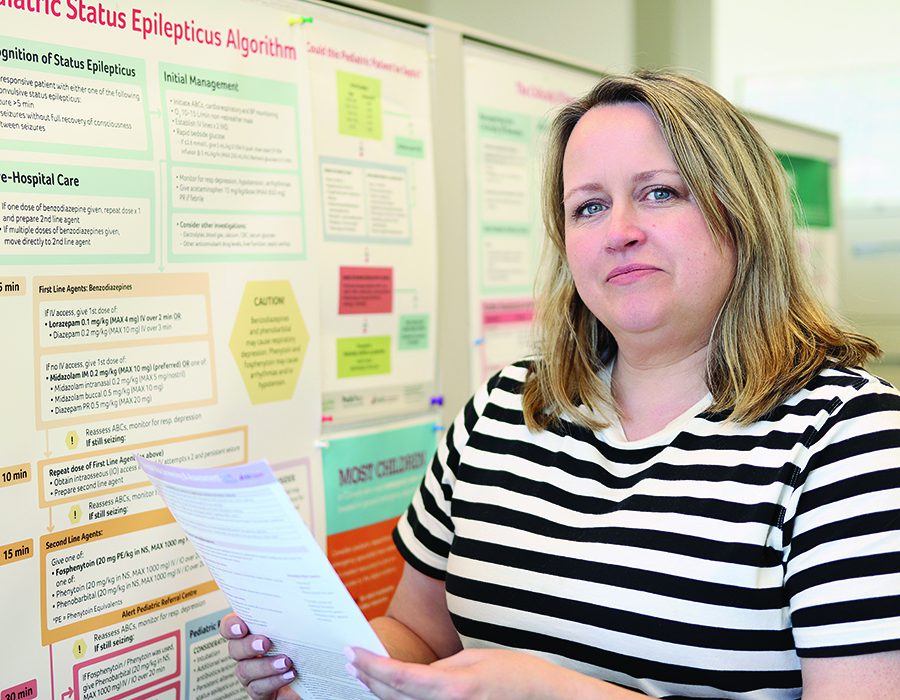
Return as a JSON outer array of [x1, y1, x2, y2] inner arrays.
[[219, 613, 297, 700], [349, 647, 447, 700], [228, 633, 276, 662], [220, 612, 247, 639], [236, 656, 298, 700], [219, 614, 276, 663]]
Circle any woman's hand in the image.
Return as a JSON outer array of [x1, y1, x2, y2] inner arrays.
[[347, 646, 596, 700], [219, 613, 300, 700]]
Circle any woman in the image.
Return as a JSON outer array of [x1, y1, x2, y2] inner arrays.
[[222, 72, 900, 699]]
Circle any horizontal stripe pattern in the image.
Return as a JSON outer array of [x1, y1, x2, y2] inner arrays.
[[394, 361, 900, 698]]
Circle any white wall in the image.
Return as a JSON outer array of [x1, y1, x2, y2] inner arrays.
[[711, 0, 900, 384], [376, 0, 634, 73], [712, 0, 900, 97]]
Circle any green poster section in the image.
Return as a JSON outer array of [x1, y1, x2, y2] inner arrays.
[[776, 152, 832, 228], [322, 421, 437, 535]]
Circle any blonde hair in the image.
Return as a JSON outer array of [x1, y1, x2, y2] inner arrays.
[[523, 71, 880, 432]]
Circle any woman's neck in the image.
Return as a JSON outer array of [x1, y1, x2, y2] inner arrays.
[[611, 344, 711, 441]]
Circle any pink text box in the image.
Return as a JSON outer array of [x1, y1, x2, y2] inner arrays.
[[2, 680, 38, 700], [74, 631, 181, 700], [339, 266, 393, 315], [482, 299, 534, 326]]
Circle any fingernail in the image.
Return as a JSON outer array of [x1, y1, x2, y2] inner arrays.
[[282, 670, 296, 681], [273, 657, 287, 671], [230, 623, 242, 636], [252, 639, 265, 652], [347, 662, 368, 689], [343, 646, 356, 663]]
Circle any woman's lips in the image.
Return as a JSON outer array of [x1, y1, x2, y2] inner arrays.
[[606, 264, 660, 283]]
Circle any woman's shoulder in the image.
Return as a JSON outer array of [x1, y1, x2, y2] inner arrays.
[[800, 365, 899, 407], [460, 357, 540, 427], [479, 357, 537, 397], [786, 366, 900, 447]]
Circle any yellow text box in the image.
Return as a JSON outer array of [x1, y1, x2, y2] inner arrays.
[[0, 276, 26, 296], [33, 273, 217, 429], [40, 509, 216, 645], [37, 426, 247, 507], [1, 538, 34, 566], [0, 463, 31, 489]]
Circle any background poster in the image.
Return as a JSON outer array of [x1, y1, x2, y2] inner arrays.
[[462, 40, 599, 390], [1, 1, 322, 697], [321, 418, 437, 619], [301, 3, 440, 425]]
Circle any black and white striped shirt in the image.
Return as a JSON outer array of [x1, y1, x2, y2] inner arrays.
[[394, 361, 900, 699]]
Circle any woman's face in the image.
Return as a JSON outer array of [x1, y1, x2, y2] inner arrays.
[[562, 102, 736, 355]]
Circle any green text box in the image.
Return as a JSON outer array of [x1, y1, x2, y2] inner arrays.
[[337, 71, 382, 140], [777, 153, 832, 228], [481, 223, 530, 236], [159, 62, 299, 105], [158, 63, 307, 263], [0, 162, 155, 265], [0, 36, 151, 159], [478, 108, 530, 141], [323, 421, 437, 535], [337, 335, 391, 377], [395, 136, 424, 159], [397, 314, 429, 350]]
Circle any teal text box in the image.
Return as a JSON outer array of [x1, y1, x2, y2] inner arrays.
[[159, 62, 299, 105], [158, 62, 306, 263], [395, 136, 425, 159], [481, 223, 530, 236], [184, 609, 243, 696], [475, 106, 538, 295], [319, 157, 411, 245], [478, 108, 530, 141], [322, 422, 437, 535], [0, 36, 151, 159], [398, 314, 429, 350], [0, 161, 155, 265]]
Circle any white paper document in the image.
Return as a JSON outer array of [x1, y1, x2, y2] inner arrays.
[[137, 455, 388, 699]]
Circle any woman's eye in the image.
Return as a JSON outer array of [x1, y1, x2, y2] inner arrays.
[[647, 187, 675, 202], [576, 201, 605, 217]]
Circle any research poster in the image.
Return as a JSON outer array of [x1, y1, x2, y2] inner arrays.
[[301, 4, 439, 425], [776, 151, 839, 310], [749, 116, 841, 312], [320, 418, 437, 619], [462, 41, 599, 390], [0, 1, 324, 698]]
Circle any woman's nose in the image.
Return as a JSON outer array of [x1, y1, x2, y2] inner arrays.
[[605, 202, 646, 252]]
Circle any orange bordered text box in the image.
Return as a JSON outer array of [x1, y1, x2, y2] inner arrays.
[[37, 426, 248, 507], [0, 463, 31, 489], [33, 273, 217, 429], [40, 509, 217, 645]]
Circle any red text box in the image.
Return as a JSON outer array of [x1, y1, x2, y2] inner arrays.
[[73, 631, 180, 700], [339, 267, 393, 315]]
